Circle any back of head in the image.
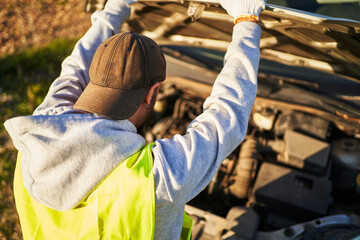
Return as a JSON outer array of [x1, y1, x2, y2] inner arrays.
[[74, 32, 166, 120]]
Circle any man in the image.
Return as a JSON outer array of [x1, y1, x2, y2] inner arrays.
[[5, 0, 265, 239]]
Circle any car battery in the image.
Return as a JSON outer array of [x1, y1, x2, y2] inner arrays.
[[253, 162, 332, 220]]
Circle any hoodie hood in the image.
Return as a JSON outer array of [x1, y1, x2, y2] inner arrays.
[[5, 114, 146, 211]]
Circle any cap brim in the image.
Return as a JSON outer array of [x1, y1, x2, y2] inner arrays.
[[74, 82, 148, 120]]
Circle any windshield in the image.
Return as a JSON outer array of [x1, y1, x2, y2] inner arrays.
[[267, 0, 360, 21]]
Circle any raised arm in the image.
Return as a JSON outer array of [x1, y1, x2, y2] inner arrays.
[[152, 0, 265, 207], [34, 0, 135, 116]]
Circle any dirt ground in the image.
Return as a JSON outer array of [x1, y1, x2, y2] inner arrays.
[[0, 1, 92, 239], [0, 0, 92, 57]]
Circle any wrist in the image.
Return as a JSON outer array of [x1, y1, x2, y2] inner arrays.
[[234, 15, 259, 24]]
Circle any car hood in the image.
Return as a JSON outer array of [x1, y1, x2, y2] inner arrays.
[[127, 0, 360, 83]]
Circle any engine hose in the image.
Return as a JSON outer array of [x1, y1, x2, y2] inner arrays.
[[229, 137, 259, 199]]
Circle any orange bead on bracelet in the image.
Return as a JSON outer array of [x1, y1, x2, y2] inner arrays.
[[234, 15, 259, 24]]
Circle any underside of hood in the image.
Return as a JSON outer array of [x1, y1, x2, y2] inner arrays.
[[124, 0, 360, 82]]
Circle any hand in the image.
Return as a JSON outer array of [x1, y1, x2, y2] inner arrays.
[[219, 0, 266, 18], [122, 0, 138, 5], [103, 0, 137, 15], [104, 0, 138, 11]]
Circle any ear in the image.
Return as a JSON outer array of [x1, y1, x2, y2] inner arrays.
[[144, 82, 160, 106]]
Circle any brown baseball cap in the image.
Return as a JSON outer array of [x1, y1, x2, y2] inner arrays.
[[74, 32, 166, 120]]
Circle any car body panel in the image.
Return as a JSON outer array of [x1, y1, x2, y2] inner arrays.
[[129, 0, 360, 83], [124, 0, 360, 134]]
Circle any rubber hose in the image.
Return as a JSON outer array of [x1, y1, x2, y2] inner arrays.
[[229, 137, 259, 199]]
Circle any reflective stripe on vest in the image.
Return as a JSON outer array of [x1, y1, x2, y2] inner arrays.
[[14, 143, 192, 239]]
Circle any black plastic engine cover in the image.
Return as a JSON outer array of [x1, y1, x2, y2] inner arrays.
[[253, 162, 332, 220]]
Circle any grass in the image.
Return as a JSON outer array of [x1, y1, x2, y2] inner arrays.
[[0, 38, 77, 239]]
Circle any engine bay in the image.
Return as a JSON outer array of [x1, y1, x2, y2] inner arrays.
[[140, 79, 360, 240]]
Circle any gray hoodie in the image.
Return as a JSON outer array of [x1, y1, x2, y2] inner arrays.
[[5, 1, 261, 239]]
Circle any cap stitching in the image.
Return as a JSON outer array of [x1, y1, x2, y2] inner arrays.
[[90, 81, 149, 90], [101, 32, 130, 86], [136, 35, 147, 86]]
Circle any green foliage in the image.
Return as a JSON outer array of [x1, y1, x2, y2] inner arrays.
[[0, 38, 77, 128], [0, 38, 77, 239]]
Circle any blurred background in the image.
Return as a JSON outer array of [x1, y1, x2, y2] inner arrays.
[[0, 1, 91, 239]]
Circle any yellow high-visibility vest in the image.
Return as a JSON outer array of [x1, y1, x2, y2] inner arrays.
[[14, 143, 192, 239]]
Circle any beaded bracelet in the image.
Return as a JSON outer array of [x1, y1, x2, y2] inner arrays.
[[234, 15, 259, 24]]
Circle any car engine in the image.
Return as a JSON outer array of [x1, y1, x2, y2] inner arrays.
[[140, 80, 360, 240]]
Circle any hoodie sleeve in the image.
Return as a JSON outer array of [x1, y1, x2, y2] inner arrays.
[[152, 22, 261, 207], [33, 1, 131, 116]]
